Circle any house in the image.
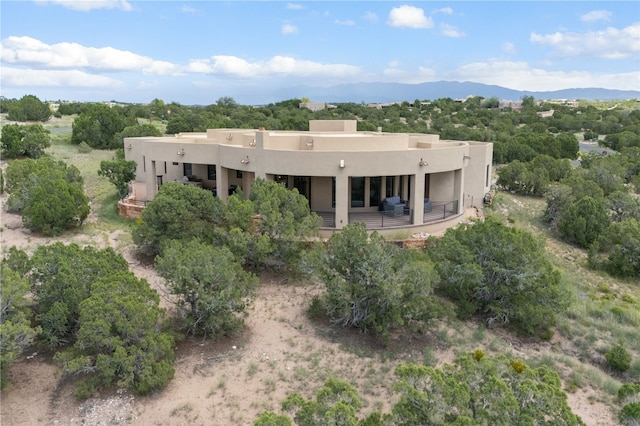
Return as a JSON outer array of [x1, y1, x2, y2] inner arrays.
[[121, 120, 493, 236]]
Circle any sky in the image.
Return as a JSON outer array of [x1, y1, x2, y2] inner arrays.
[[1, 0, 639, 105]]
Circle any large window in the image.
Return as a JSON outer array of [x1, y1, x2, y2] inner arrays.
[[351, 177, 365, 208], [370, 176, 381, 207], [386, 176, 395, 198], [207, 165, 217, 180], [274, 174, 288, 188], [183, 163, 192, 177]]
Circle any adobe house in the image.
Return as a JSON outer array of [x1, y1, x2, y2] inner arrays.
[[121, 120, 492, 236]]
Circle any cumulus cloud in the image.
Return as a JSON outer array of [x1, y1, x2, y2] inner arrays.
[[581, 10, 612, 22], [281, 23, 299, 35], [286, 3, 304, 10], [452, 59, 639, 91], [1, 66, 123, 88], [37, 0, 132, 12], [387, 5, 433, 29], [185, 55, 361, 79], [440, 23, 465, 38], [502, 42, 517, 54], [362, 11, 378, 23], [381, 64, 437, 84], [335, 19, 355, 26], [0, 36, 180, 74], [434, 7, 453, 15], [531, 22, 640, 59]]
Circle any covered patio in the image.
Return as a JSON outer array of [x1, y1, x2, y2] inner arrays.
[[315, 200, 459, 229]]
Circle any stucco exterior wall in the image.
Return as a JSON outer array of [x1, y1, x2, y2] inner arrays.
[[123, 120, 493, 230]]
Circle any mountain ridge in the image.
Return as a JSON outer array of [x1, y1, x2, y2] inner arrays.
[[243, 81, 640, 105]]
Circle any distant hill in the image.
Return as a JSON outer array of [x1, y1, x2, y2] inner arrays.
[[244, 81, 640, 104]]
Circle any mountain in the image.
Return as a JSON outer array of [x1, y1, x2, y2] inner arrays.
[[246, 81, 640, 104]]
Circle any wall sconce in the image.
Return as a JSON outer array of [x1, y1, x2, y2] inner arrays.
[[249, 138, 256, 146], [226, 133, 233, 141], [339, 159, 345, 168], [126, 143, 132, 150], [306, 139, 314, 147], [240, 156, 250, 164], [177, 148, 185, 156], [419, 158, 428, 166]]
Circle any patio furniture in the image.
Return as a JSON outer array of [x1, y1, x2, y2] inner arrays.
[[382, 196, 406, 217]]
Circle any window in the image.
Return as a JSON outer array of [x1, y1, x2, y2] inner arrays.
[[369, 176, 381, 207], [207, 165, 217, 180], [486, 165, 490, 187], [386, 176, 395, 197], [332, 177, 336, 208], [183, 163, 192, 177], [351, 177, 365, 208], [275, 174, 288, 188]]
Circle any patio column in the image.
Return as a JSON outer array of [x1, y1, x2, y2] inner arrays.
[[410, 173, 425, 225], [454, 168, 464, 214], [217, 166, 229, 201], [335, 173, 349, 229]]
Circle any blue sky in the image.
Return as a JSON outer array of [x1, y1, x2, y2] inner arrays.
[[1, 1, 639, 105]]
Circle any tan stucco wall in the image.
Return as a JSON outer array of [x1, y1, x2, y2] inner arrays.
[[124, 120, 493, 229]]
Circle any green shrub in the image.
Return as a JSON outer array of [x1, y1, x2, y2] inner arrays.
[[77, 141, 92, 153], [605, 343, 632, 372], [307, 295, 324, 320], [620, 402, 640, 424]]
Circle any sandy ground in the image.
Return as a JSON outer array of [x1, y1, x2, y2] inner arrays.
[[0, 195, 616, 425]]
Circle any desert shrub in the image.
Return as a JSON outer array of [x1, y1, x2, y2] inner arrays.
[[428, 217, 570, 336], [606, 343, 632, 372]]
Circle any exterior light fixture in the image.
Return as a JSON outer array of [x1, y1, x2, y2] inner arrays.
[[126, 143, 132, 150], [249, 138, 256, 146], [226, 133, 233, 141], [306, 139, 314, 147], [419, 158, 428, 166], [339, 159, 345, 168], [241, 156, 250, 164], [177, 148, 185, 156]]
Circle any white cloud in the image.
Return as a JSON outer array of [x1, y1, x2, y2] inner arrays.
[[531, 22, 640, 59], [452, 60, 639, 91], [181, 5, 200, 15], [0, 36, 180, 74], [281, 23, 299, 35], [387, 5, 433, 29], [502, 42, 517, 54], [1, 66, 122, 88], [434, 7, 453, 15], [38, 0, 132, 12], [381, 65, 437, 84], [581, 10, 612, 23], [440, 23, 465, 38], [335, 19, 355, 26], [362, 11, 378, 23], [187, 55, 361, 79], [286, 3, 304, 10]]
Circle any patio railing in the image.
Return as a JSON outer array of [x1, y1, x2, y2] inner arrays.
[[315, 200, 459, 229]]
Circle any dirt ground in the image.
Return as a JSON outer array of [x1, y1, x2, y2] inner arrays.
[[0, 194, 616, 425]]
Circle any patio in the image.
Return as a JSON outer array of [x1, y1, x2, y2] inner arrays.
[[315, 200, 459, 229]]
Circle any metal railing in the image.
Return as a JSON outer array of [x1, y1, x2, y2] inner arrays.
[[315, 199, 459, 229]]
